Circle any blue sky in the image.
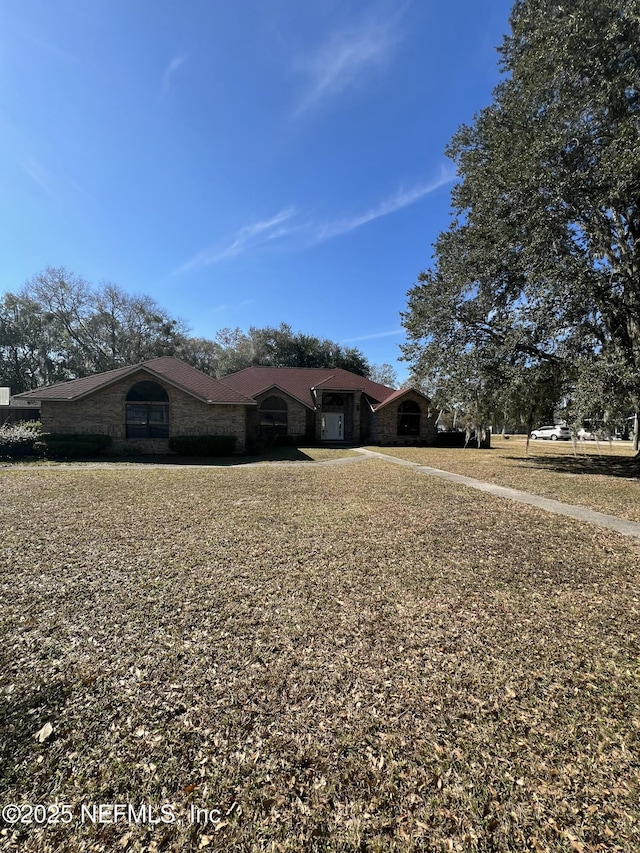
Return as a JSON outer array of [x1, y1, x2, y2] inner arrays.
[[1, 0, 514, 382]]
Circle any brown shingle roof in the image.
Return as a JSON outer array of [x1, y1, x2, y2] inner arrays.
[[14, 364, 137, 401], [222, 366, 398, 408], [14, 357, 256, 405], [15, 360, 428, 412]]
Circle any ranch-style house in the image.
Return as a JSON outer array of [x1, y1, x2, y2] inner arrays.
[[14, 357, 437, 452]]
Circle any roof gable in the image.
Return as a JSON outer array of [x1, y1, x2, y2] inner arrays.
[[251, 383, 315, 410], [222, 366, 399, 407], [372, 387, 432, 411], [14, 357, 256, 406], [14, 364, 138, 401]]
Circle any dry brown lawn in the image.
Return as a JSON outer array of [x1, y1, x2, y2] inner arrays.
[[248, 447, 360, 463], [371, 437, 640, 523], [1, 460, 639, 852]]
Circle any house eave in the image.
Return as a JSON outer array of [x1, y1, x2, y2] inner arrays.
[[372, 387, 431, 412], [256, 383, 315, 410], [14, 364, 256, 407]]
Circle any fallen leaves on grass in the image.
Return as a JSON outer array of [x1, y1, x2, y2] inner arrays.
[[1, 461, 639, 851], [34, 722, 53, 743]]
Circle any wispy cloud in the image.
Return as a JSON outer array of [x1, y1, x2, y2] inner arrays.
[[23, 35, 77, 63], [311, 167, 456, 242], [21, 158, 59, 199], [172, 166, 455, 274], [20, 155, 95, 208], [162, 54, 186, 97], [341, 328, 403, 343], [172, 208, 296, 274], [294, 13, 399, 115]]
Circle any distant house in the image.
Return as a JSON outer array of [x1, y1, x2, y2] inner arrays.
[[0, 388, 41, 425], [14, 358, 436, 452]]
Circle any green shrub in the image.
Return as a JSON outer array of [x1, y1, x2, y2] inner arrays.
[[0, 422, 42, 459], [35, 433, 112, 459], [168, 435, 236, 457]]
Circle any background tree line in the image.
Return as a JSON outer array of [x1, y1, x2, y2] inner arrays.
[[402, 0, 640, 449], [1, 267, 398, 393]]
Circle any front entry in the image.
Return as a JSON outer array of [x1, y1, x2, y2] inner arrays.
[[322, 412, 344, 441]]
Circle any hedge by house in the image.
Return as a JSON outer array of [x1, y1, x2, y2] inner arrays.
[[34, 433, 112, 459]]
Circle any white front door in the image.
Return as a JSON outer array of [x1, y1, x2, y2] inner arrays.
[[322, 412, 344, 440]]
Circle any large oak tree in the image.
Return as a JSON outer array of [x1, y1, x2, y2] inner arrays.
[[402, 0, 640, 446]]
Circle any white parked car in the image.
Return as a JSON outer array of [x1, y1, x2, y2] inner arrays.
[[530, 425, 571, 441]]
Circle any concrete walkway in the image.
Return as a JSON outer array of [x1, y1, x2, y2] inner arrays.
[[355, 447, 640, 542]]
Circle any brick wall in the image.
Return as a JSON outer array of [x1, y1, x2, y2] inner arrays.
[[252, 390, 311, 439], [370, 391, 437, 445], [41, 370, 249, 453], [360, 401, 374, 443]]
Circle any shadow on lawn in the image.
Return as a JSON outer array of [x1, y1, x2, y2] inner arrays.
[[141, 446, 318, 466], [516, 451, 640, 480], [3, 446, 346, 467], [78, 446, 322, 466]]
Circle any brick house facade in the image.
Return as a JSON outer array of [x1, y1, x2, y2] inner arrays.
[[222, 366, 437, 447], [15, 358, 437, 453], [15, 358, 255, 454], [369, 389, 436, 445]]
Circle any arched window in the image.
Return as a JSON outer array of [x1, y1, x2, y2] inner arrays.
[[126, 381, 169, 438], [397, 400, 420, 436], [322, 393, 344, 409], [260, 395, 288, 436]]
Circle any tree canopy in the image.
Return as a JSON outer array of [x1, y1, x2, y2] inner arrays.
[[0, 267, 370, 392], [402, 0, 640, 444], [368, 362, 399, 388], [0, 268, 188, 392], [195, 323, 370, 377]]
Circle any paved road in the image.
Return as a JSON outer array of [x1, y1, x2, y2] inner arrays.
[[355, 447, 640, 542]]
